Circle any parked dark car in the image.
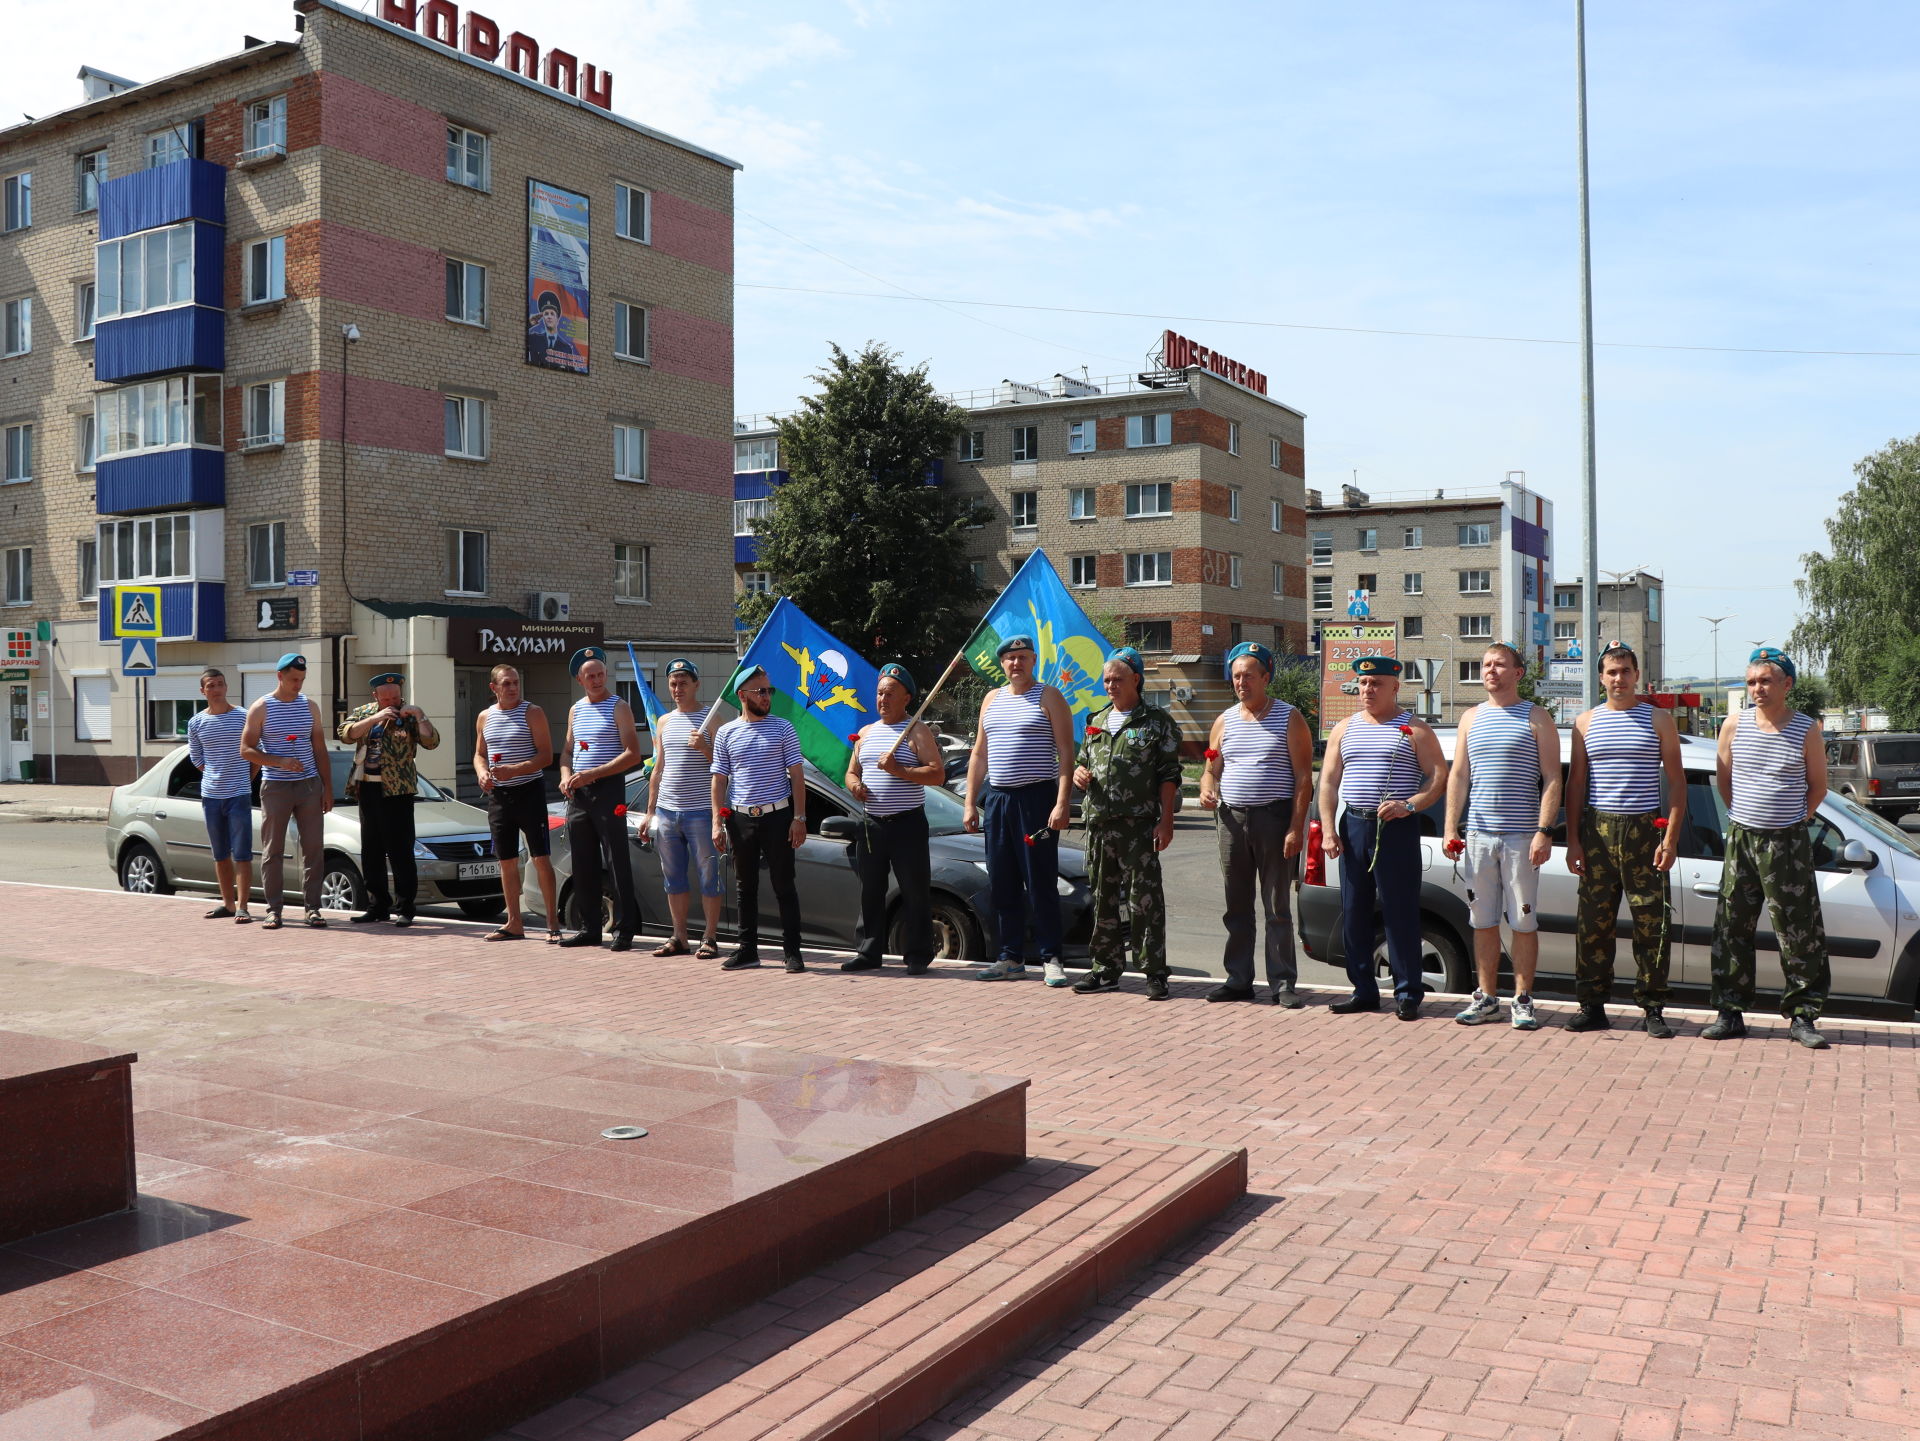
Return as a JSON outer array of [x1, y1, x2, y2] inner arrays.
[[1826, 732, 1920, 818]]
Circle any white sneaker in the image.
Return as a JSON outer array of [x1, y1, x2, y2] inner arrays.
[[1043, 959, 1069, 988], [1454, 990, 1501, 1026], [1510, 994, 1541, 1031], [975, 960, 1027, 981]]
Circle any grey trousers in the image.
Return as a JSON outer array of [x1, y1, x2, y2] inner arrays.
[[1217, 799, 1300, 991], [262, 777, 325, 913]]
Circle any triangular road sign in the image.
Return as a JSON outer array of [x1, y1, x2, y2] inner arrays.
[[120, 637, 158, 677]]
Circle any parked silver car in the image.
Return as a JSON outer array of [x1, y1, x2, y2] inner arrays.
[[1826, 731, 1920, 818], [1298, 730, 1920, 1016], [106, 746, 507, 917]]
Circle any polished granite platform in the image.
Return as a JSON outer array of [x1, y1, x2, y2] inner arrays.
[[0, 1033, 137, 1246], [0, 975, 1024, 1441]]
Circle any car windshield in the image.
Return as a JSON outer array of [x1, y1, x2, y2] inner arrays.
[[1824, 789, 1920, 860]]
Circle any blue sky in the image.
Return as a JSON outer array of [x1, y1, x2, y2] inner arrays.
[[20, 0, 1920, 680]]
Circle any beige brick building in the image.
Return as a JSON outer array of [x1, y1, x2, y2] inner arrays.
[[0, 0, 737, 788], [1552, 570, 1665, 685]]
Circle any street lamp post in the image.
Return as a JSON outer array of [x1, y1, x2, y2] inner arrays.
[[1440, 634, 1457, 725], [1701, 614, 1734, 724], [1575, 0, 1601, 711]]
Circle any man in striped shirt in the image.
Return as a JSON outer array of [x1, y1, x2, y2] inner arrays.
[[559, 649, 644, 951], [187, 667, 255, 923], [844, 663, 945, 974], [1444, 643, 1562, 1031], [711, 666, 808, 972]]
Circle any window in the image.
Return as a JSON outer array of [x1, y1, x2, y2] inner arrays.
[[1459, 659, 1483, 682], [969, 561, 986, 585], [1011, 491, 1037, 528], [243, 381, 285, 448], [74, 416, 96, 473], [1459, 569, 1491, 593], [243, 236, 285, 305], [443, 395, 487, 459], [1270, 499, 1283, 532], [1459, 614, 1493, 638], [146, 124, 192, 168], [95, 223, 194, 320], [242, 522, 285, 588], [1227, 487, 1241, 522], [1555, 587, 1580, 609], [3, 173, 29, 232], [958, 430, 984, 462], [1229, 554, 1242, 589], [1125, 413, 1172, 448], [1312, 575, 1332, 611], [615, 183, 651, 243], [613, 301, 649, 361], [1356, 572, 1377, 593], [735, 436, 778, 472], [1126, 620, 1173, 651], [76, 539, 97, 601], [444, 259, 486, 325], [1271, 562, 1285, 596], [1403, 525, 1423, 548], [148, 697, 207, 740], [76, 150, 108, 213], [1459, 522, 1492, 547], [1068, 554, 1097, 589], [1125, 551, 1172, 586], [1125, 482, 1173, 517], [98, 514, 193, 586], [733, 497, 773, 535], [447, 529, 487, 594], [614, 543, 650, 603], [613, 424, 647, 482], [1402, 660, 1424, 683], [1553, 620, 1578, 640], [243, 95, 287, 159], [1403, 616, 1424, 640], [95, 375, 222, 458], [75, 282, 96, 340], [75, 676, 112, 741], [1069, 487, 1097, 521], [1357, 527, 1378, 551], [742, 571, 772, 596], [2, 423, 29, 483], [1008, 426, 1038, 463], [1269, 437, 1282, 468], [3, 547, 29, 605], [3, 298, 29, 357], [1068, 420, 1095, 454], [1228, 421, 1240, 455], [1310, 529, 1332, 565], [1403, 572, 1423, 595], [446, 126, 489, 189], [1647, 588, 1662, 622]]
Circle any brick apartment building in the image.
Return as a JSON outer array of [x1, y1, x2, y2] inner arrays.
[[0, 0, 738, 788], [734, 333, 1309, 730], [1552, 570, 1664, 685], [1309, 478, 1554, 726]]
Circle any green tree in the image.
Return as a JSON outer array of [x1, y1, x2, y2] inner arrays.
[[1873, 635, 1920, 731], [1788, 672, 1833, 722], [1792, 434, 1920, 706], [1267, 658, 1320, 734], [739, 343, 982, 679]]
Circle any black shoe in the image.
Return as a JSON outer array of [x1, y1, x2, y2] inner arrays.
[[351, 910, 390, 925], [609, 933, 633, 952], [1642, 1010, 1674, 1039], [722, 949, 762, 970], [1565, 1005, 1611, 1032], [1789, 1016, 1829, 1050], [1072, 973, 1118, 993], [1205, 984, 1256, 1003], [557, 932, 602, 949], [1395, 998, 1421, 1021], [1701, 1010, 1746, 1040], [784, 953, 807, 973], [1275, 984, 1306, 1010], [840, 957, 884, 972], [1146, 978, 1170, 1001], [1329, 996, 1380, 1014], [903, 961, 931, 975], [392, 912, 413, 929]]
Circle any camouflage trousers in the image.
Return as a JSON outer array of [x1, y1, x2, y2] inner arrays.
[[1087, 818, 1167, 981], [1710, 821, 1830, 1019], [1575, 810, 1671, 1009]]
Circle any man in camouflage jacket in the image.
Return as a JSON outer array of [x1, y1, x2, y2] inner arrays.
[[1069, 647, 1183, 999]]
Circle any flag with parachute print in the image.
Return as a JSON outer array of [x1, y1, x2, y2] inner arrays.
[[717, 597, 882, 779], [964, 550, 1110, 731]]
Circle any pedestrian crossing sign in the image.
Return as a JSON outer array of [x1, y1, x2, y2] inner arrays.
[[113, 586, 162, 638]]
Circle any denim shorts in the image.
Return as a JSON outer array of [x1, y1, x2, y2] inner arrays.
[[202, 793, 254, 862], [656, 807, 722, 897]]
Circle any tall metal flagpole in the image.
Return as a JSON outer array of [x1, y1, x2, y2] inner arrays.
[[1575, 0, 1601, 709]]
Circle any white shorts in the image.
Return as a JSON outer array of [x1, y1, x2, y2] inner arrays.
[[1464, 831, 1540, 932]]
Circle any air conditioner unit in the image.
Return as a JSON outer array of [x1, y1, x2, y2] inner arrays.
[[530, 592, 571, 622], [1171, 685, 1195, 703]]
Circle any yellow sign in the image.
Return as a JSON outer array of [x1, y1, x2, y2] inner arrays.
[[113, 586, 163, 638]]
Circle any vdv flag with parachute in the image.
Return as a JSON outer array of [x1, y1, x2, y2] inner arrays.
[[964, 550, 1110, 730], [623, 641, 668, 773], [721, 597, 880, 779]]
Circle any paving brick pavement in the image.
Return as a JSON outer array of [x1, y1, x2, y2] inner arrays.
[[5, 881, 1920, 1441]]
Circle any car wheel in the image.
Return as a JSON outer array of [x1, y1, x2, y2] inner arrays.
[[909, 893, 984, 962], [561, 882, 616, 935], [118, 840, 174, 896], [320, 855, 366, 913], [1373, 918, 1469, 996], [458, 897, 507, 921]]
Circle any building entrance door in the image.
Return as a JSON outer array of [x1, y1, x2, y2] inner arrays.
[[453, 667, 490, 803], [3, 684, 30, 782]]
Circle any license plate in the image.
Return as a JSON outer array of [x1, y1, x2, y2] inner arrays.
[[457, 860, 501, 879], [1897, 779, 1920, 791]]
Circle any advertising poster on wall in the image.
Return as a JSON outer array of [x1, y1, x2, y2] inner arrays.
[[526, 179, 590, 374], [1318, 620, 1400, 738]]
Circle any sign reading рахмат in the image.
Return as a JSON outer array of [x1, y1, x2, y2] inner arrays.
[[447, 617, 604, 664]]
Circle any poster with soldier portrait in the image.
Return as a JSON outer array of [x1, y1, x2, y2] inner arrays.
[[526, 179, 590, 374]]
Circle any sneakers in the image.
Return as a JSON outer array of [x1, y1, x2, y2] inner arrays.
[[783, 953, 806, 973], [1146, 978, 1170, 1001], [975, 959, 1026, 981], [1789, 1016, 1830, 1050], [1454, 991, 1500, 1026], [1565, 1005, 1610, 1032], [1043, 959, 1070, 988], [720, 948, 762, 970], [1642, 1009, 1674, 1039], [1274, 983, 1306, 1010], [1072, 973, 1118, 994], [1510, 994, 1540, 1031], [1701, 1009, 1746, 1040]]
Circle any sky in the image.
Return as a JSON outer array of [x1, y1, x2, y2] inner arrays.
[[16, 0, 1920, 682]]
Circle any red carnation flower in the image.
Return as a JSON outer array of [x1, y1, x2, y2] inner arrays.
[[1023, 834, 1035, 848], [1398, 724, 1413, 735], [1652, 817, 1669, 830], [848, 733, 860, 745], [614, 804, 627, 818], [719, 807, 733, 819], [579, 739, 589, 750], [285, 734, 299, 744], [1204, 748, 1220, 761], [1086, 726, 1100, 739]]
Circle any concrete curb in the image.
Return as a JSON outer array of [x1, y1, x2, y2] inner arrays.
[[0, 804, 108, 821]]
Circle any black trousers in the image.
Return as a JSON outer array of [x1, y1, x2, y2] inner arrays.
[[357, 788, 418, 916], [567, 776, 639, 937], [1217, 799, 1300, 991], [728, 807, 801, 954], [854, 808, 932, 966]]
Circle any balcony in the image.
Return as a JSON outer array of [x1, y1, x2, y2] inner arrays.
[[98, 159, 225, 240], [95, 449, 224, 515], [94, 305, 225, 383], [95, 582, 226, 643]]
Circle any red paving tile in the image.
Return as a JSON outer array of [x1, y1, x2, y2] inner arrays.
[[3, 883, 1919, 1441]]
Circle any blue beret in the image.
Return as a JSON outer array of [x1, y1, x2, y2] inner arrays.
[[878, 663, 918, 697], [1749, 646, 1796, 683], [995, 633, 1036, 659], [1104, 646, 1144, 677], [1224, 641, 1274, 678], [665, 658, 699, 679], [569, 645, 607, 677], [1352, 654, 1403, 677], [368, 672, 404, 688], [274, 652, 307, 671]]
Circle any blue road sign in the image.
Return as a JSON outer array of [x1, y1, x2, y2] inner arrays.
[[287, 569, 319, 587], [120, 637, 158, 677]]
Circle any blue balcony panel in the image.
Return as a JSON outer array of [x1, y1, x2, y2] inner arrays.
[[734, 535, 763, 565], [94, 305, 225, 383], [99, 159, 226, 240], [732, 470, 786, 500], [96, 582, 226, 644], [95, 449, 225, 515]]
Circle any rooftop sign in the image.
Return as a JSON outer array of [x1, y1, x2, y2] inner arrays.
[[378, 0, 612, 109], [1161, 329, 1268, 397]]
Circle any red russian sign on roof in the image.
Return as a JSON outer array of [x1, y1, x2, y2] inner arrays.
[[379, 0, 612, 109], [1161, 329, 1268, 397]]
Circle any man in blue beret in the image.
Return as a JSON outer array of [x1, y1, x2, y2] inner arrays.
[[339, 670, 440, 926], [559, 649, 644, 950], [843, 663, 947, 973], [638, 658, 722, 959], [1706, 647, 1832, 1048], [240, 652, 334, 929]]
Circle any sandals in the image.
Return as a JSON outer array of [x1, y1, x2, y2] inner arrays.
[[546, 928, 563, 945], [305, 911, 328, 929], [234, 911, 254, 925], [695, 939, 721, 960], [262, 914, 284, 930], [483, 928, 526, 942], [652, 938, 691, 958], [204, 905, 235, 920]]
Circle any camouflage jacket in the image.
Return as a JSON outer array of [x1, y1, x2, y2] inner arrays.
[[1077, 703, 1182, 824], [338, 702, 440, 799]]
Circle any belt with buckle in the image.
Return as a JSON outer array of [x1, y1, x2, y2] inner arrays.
[[735, 799, 791, 818]]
